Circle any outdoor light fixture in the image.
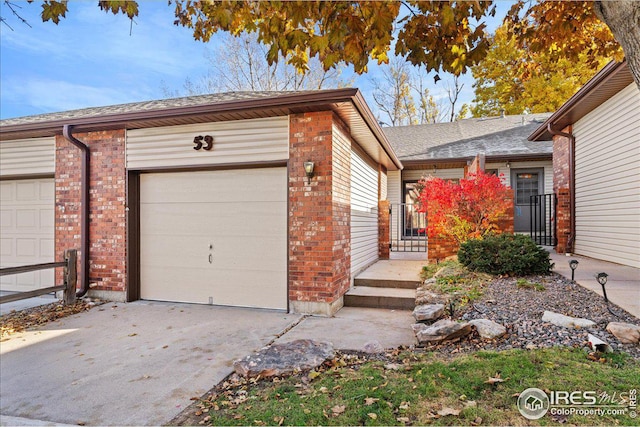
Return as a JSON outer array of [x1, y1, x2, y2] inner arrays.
[[569, 259, 579, 281], [506, 161, 511, 168], [596, 272, 609, 303], [303, 161, 315, 184]]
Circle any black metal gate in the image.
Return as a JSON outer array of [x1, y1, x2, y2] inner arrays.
[[390, 203, 427, 252], [530, 193, 557, 246]]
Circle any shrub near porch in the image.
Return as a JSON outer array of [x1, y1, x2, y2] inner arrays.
[[416, 171, 514, 261]]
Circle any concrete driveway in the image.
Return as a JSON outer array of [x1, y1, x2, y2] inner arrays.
[[0, 301, 302, 426]]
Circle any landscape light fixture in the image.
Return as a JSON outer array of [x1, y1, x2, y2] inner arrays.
[[596, 272, 609, 303], [303, 161, 315, 184], [569, 259, 579, 281]]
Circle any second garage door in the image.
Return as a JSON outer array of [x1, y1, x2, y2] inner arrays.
[[139, 168, 287, 310]]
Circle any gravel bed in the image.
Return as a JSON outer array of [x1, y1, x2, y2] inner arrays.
[[420, 273, 640, 359]]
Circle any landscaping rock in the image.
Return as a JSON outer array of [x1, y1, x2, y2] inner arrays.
[[413, 319, 472, 344], [233, 339, 334, 378], [416, 289, 444, 305], [541, 310, 596, 329], [606, 322, 640, 344], [363, 340, 385, 353], [469, 319, 507, 339], [413, 304, 445, 322]]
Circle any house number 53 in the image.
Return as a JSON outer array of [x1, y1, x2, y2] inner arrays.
[[193, 135, 214, 151]]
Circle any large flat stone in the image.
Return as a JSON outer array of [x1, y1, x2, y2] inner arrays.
[[606, 322, 640, 344], [469, 319, 507, 339], [413, 319, 472, 344], [413, 304, 445, 322], [233, 339, 335, 378], [541, 310, 596, 329]]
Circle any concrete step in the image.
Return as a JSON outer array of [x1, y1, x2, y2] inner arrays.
[[344, 286, 415, 310], [354, 277, 420, 289]]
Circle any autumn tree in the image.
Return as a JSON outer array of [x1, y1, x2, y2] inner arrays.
[[416, 171, 513, 245], [162, 32, 350, 96], [16, 1, 640, 88], [470, 22, 610, 117]]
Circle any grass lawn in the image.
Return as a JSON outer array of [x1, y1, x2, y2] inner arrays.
[[192, 348, 639, 426]]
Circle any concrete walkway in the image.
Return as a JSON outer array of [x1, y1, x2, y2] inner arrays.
[[354, 259, 425, 283], [549, 252, 640, 319], [0, 302, 416, 426]]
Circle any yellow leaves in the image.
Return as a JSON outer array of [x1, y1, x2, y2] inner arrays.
[[367, 412, 378, 420], [41, 0, 69, 25]]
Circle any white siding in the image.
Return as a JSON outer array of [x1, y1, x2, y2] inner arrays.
[[387, 170, 402, 204], [379, 169, 387, 201], [126, 117, 289, 169], [350, 144, 379, 276], [573, 83, 640, 268], [402, 168, 465, 182], [0, 137, 56, 177]]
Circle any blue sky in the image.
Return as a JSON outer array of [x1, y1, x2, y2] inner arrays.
[[0, 2, 509, 121]]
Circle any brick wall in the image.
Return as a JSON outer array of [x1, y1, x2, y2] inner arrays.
[[55, 130, 127, 296], [552, 129, 572, 254], [553, 128, 571, 192], [288, 111, 351, 315]]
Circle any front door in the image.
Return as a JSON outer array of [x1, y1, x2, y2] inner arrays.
[[512, 168, 544, 232]]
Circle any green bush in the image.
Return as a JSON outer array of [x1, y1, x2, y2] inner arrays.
[[458, 234, 553, 276]]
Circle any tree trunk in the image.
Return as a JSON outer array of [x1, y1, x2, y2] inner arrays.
[[594, 1, 640, 89]]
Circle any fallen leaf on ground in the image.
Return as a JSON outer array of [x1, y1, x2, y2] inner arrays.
[[437, 407, 461, 416], [484, 373, 506, 385], [364, 397, 379, 406], [367, 413, 378, 420], [331, 405, 345, 416]]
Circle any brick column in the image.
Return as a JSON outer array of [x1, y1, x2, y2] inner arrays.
[[55, 130, 127, 301], [288, 112, 351, 316], [378, 200, 390, 259], [556, 188, 571, 254]]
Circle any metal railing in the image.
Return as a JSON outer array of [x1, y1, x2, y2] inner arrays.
[[0, 249, 78, 305], [530, 194, 557, 246], [390, 203, 428, 252]]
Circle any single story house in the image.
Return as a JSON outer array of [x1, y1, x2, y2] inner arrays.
[[0, 89, 402, 315], [382, 114, 553, 255], [529, 59, 639, 269]]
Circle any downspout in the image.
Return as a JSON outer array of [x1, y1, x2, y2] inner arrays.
[[546, 123, 575, 254], [62, 125, 90, 298]]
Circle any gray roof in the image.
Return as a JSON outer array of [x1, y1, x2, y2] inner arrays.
[[0, 91, 309, 127], [383, 114, 553, 161]]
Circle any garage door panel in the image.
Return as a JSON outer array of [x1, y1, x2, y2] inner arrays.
[[141, 202, 286, 238], [141, 169, 286, 204], [0, 178, 55, 292], [140, 168, 287, 309]]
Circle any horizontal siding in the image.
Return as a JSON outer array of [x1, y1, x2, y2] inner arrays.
[[380, 169, 387, 201], [126, 117, 289, 169], [350, 142, 379, 276], [573, 83, 640, 268], [403, 168, 464, 182], [0, 137, 56, 177], [387, 170, 401, 204]]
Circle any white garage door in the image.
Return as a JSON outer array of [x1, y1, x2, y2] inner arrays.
[[139, 168, 287, 310], [0, 178, 55, 292]]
